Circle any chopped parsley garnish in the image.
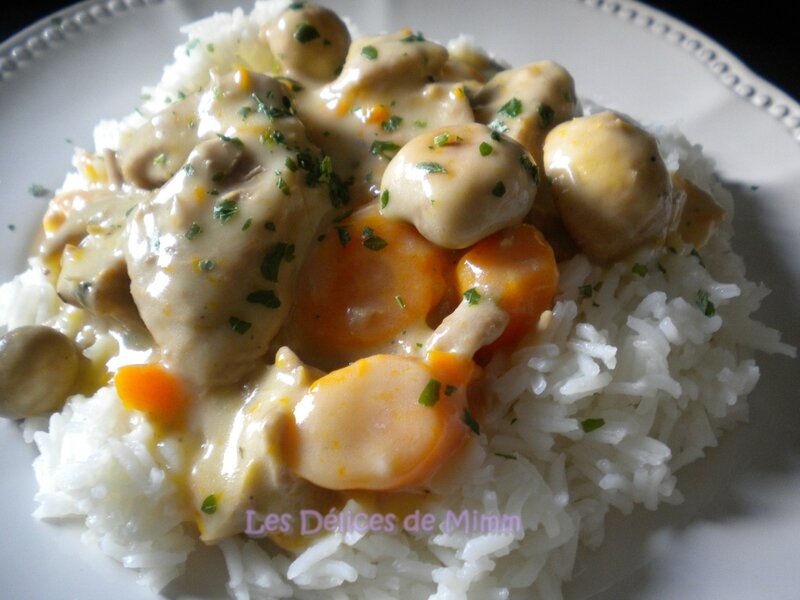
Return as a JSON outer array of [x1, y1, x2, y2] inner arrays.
[[213, 199, 238, 223], [413, 119, 427, 128], [491, 181, 506, 197], [276, 174, 291, 195], [184, 39, 200, 56], [498, 97, 522, 118], [490, 130, 502, 141], [479, 142, 493, 156], [198, 259, 216, 272], [206, 43, 215, 53], [382, 115, 403, 132], [294, 23, 320, 43], [185, 222, 202, 240], [696, 290, 716, 317], [285, 157, 298, 172], [631, 263, 648, 277], [380, 189, 390, 209], [520, 154, 539, 184], [182, 164, 196, 176], [288, 1, 305, 9], [216, 133, 244, 147], [260, 242, 295, 282], [488, 119, 509, 133], [416, 161, 447, 174], [463, 287, 481, 305], [200, 494, 217, 515], [370, 140, 400, 160], [152, 153, 168, 166], [538, 103, 555, 128], [361, 45, 378, 60], [581, 418, 605, 433], [229, 317, 252, 334], [418, 379, 441, 407], [28, 183, 49, 198], [334, 225, 351, 246], [401, 31, 426, 42], [247, 290, 281, 309], [241, 218, 253, 231], [253, 92, 293, 121], [463, 409, 480, 435], [578, 284, 593, 298], [495, 452, 517, 460], [361, 226, 388, 251], [395, 295, 406, 308], [433, 132, 450, 146], [211, 171, 225, 182]]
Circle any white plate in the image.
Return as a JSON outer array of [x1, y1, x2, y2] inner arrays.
[[1, 1, 799, 598]]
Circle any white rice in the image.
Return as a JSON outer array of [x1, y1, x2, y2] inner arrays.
[[0, 2, 795, 599]]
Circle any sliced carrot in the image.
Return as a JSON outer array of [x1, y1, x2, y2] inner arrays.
[[456, 223, 558, 352], [114, 363, 189, 427], [286, 354, 467, 491], [291, 204, 452, 366]]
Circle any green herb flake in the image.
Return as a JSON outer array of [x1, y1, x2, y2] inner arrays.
[[581, 418, 605, 433], [184, 38, 200, 56], [247, 290, 281, 309], [198, 259, 216, 272], [538, 103, 555, 128], [211, 171, 225, 182], [479, 142, 493, 156], [361, 226, 388, 251], [200, 494, 217, 515], [206, 43, 215, 53], [520, 153, 539, 184], [463, 409, 481, 435], [413, 119, 428, 128], [401, 31, 426, 43], [294, 23, 320, 44], [416, 161, 447, 174], [395, 295, 406, 308], [490, 130, 502, 141], [276, 175, 291, 196], [361, 45, 378, 60], [238, 106, 253, 121], [491, 181, 506, 197], [370, 140, 400, 160], [216, 133, 244, 147], [229, 317, 252, 334], [463, 287, 481, 305], [433, 132, 450, 146], [241, 218, 253, 231], [284, 157, 298, 172], [28, 183, 49, 198], [382, 115, 403, 132], [488, 118, 509, 134], [152, 153, 168, 167], [213, 199, 239, 223], [418, 379, 441, 407], [578, 284, 593, 298], [380, 189, 390, 209], [182, 164, 196, 176], [260, 242, 294, 282], [696, 290, 716, 317], [185, 222, 202, 240], [287, 1, 305, 9], [632, 263, 649, 277], [498, 97, 522, 118], [334, 225, 351, 246], [495, 452, 517, 460]]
